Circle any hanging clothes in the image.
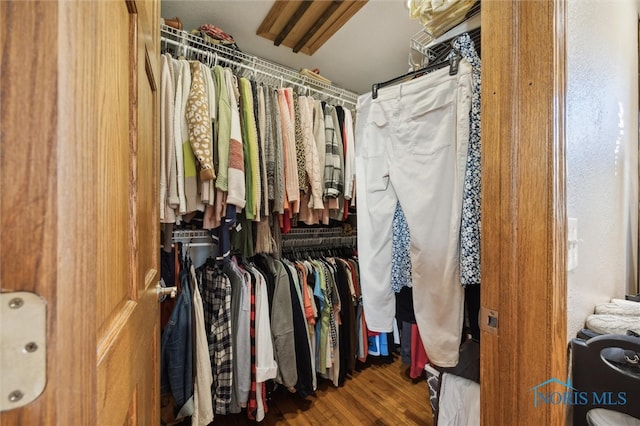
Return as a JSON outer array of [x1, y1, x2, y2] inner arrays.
[[199, 264, 233, 415], [160, 54, 178, 223], [160, 267, 194, 420], [223, 260, 246, 414], [173, 58, 190, 216], [391, 202, 413, 293], [224, 68, 247, 211], [186, 60, 215, 181], [454, 32, 482, 287], [355, 59, 473, 368], [278, 88, 300, 216], [239, 77, 261, 221], [190, 264, 214, 426]]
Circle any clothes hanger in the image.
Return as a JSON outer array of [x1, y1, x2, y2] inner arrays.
[[371, 49, 460, 99]]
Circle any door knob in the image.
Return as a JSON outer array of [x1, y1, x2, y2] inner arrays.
[[156, 282, 177, 300]]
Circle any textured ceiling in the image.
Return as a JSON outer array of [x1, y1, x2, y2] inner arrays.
[[161, 0, 425, 95]]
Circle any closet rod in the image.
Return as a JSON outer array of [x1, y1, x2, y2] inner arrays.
[[160, 24, 358, 109], [281, 227, 347, 238], [281, 235, 357, 249], [172, 229, 211, 240]]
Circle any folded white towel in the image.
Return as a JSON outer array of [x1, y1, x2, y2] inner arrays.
[[586, 314, 640, 335], [595, 301, 640, 316], [587, 408, 640, 426]]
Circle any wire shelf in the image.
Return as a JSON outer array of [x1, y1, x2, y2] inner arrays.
[[172, 229, 211, 241], [160, 24, 359, 109], [281, 227, 357, 250], [410, 0, 481, 61]]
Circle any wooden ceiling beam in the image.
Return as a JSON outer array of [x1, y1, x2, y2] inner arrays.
[[257, 0, 368, 55], [274, 0, 313, 46], [293, 0, 342, 53]]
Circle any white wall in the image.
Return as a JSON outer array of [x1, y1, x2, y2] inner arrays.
[[566, 0, 639, 339]]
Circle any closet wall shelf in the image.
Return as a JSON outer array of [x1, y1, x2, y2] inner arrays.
[[172, 229, 211, 241], [160, 24, 359, 109], [410, 0, 481, 61]]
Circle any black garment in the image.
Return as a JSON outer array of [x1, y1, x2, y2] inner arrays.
[[160, 248, 176, 331], [436, 339, 480, 384], [306, 266, 322, 325], [335, 106, 346, 140], [282, 261, 314, 397], [252, 254, 277, 309], [465, 285, 481, 341], [231, 211, 254, 257], [395, 286, 416, 324], [335, 260, 356, 382]]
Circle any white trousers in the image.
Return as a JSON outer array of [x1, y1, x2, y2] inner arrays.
[[355, 60, 472, 367]]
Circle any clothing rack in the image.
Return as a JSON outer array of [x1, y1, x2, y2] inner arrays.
[[160, 24, 359, 109], [168, 228, 357, 250], [281, 228, 357, 251], [171, 229, 215, 248]]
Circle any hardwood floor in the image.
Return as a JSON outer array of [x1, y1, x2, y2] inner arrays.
[[211, 355, 433, 426]]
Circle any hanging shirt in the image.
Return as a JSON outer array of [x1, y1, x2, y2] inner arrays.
[[300, 96, 324, 211], [212, 65, 231, 193], [239, 77, 260, 220], [262, 85, 276, 205], [271, 88, 285, 214], [190, 265, 214, 426], [173, 59, 190, 216], [313, 100, 326, 187], [391, 202, 413, 293], [278, 88, 300, 214], [256, 83, 270, 218], [342, 108, 356, 201], [293, 92, 308, 192], [323, 105, 344, 199], [453, 32, 482, 286], [186, 61, 215, 181], [224, 68, 246, 210], [200, 265, 233, 415], [160, 54, 178, 223]]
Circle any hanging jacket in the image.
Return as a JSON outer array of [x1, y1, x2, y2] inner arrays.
[[160, 269, 194, 419]]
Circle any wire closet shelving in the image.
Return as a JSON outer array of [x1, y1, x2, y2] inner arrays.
[[160, 24, 359, 109]]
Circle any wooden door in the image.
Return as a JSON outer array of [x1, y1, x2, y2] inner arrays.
[[0, 1, 160, 424]]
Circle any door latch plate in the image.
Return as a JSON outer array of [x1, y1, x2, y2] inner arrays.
[[1, 292, 47, 411], [480, 306, 499, 336]]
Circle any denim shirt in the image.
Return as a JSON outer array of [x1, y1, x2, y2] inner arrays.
[[160, 269, 193, 416]]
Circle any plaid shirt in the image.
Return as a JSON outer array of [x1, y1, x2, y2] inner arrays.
[[247, 269, 258, 420], [202, 266, 233, 415], [323, 105, 344, 198]]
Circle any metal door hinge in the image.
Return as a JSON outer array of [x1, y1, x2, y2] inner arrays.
[[480, 306, 499, 336], [1, 292, 47, 412]]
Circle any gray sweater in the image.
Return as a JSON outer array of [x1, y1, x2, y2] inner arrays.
[[263, 256, 298, 388]]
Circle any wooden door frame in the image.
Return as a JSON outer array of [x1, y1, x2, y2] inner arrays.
[[480, 1, 567, 425]]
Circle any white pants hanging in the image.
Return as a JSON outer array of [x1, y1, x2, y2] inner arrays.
[[355, 60, 472, 367]]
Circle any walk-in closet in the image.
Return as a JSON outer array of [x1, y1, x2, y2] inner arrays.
[[2, 1, 640, 425], [156, 1, 482, 424]]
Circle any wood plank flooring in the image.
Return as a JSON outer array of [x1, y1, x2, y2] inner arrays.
[[211, 355, 433, 425]]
